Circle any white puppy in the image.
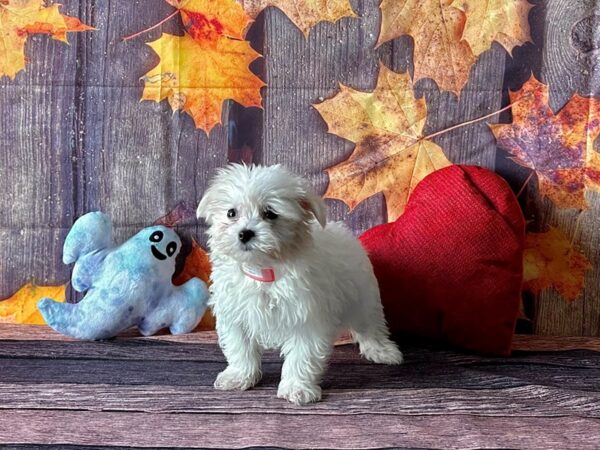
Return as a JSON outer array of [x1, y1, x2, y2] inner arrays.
[[197, 164, 402, 405]]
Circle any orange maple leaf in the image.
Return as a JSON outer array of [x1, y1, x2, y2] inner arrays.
[[377, 0, 475, 95], [173, 239, 215, 330], [174, 239, 212, 286], [452, 0, 533, 57], [140, 0, 264, 133], [0, 0, 92, 79], [142, 33, 264, 133], [314, 65, 452, 222], [523, 227, 592, 302], [240, 0, 356, 35], [0, 283, 66, 324], [166, 0, 251, 40], [490, 75, 600, 209]]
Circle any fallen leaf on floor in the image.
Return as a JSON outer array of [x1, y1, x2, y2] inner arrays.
[[0, 0, 93, 79], [314, 65, 452, 222], [240, 0, 355, 35], [490, 75, 600, 209], [523, 227, 592, 301], [0, 283, 66, 324]]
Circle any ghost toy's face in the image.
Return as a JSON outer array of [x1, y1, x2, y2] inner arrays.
[[123, 226, 182, 280], [139, 226, 181, 264], [148, 229, 179, 261]]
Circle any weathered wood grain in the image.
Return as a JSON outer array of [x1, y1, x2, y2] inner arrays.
[[512, 334, 600, 351], [2, 324, 600, 353], [541, 0, 600, 109], [0, 323, 220, 342], [0, 1, 84, 299], [2, 383, 599, 418], [529, 0, 600, 337], [1, 409, 599, 449], [1, 351, 598, 392], [1, 337, 599, 370], [0, 328, 599, 448], [1, 447, 289, 450]]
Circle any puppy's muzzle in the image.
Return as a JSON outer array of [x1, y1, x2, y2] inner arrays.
[[238, 229, 255, 244]]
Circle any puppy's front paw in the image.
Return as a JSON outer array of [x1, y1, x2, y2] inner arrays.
[[277, 380, 322, 405], [214, 367, 260, 391]]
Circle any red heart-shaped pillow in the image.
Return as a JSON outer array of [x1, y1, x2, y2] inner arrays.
[[360, 165, 525, 356]]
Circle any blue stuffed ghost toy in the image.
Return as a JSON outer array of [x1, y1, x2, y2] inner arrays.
[[38, 212, 209, 340]]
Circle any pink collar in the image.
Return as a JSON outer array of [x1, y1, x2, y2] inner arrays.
[[241, 264, 276, 283]]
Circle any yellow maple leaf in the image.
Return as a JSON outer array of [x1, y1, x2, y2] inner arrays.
[[452, 0, 533, 57], [141, 32, 264, 133], [523, 227, 592, 302], [314, 65, 452, 222], [240, 0, 355, 35], [490, 75, 600, 209], [166, 0, 252, 40], [377, 0, 475, 95], [0, 0, 92, 79], [0, 283, 66, 325]]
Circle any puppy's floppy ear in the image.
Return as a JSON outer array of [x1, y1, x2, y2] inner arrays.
[[196, 188, 214, 223], [300, 191, 327, 228]]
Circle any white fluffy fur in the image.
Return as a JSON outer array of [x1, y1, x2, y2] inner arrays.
[[197, 164, 402, 405]]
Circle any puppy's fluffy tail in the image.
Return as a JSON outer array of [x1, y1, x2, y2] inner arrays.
[[352, 329, 404, 365]]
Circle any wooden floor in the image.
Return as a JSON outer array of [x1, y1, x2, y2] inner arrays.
[[0, 326, 599, 449]]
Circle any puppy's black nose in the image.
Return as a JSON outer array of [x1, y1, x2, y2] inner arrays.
[[238, 229, 255, 243]]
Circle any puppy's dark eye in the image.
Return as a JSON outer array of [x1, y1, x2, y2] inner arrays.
[[166, 242, 177, 257], [263, 208, 278, 220], [227, 208, 236, 218], [150, 231, 163, 242]]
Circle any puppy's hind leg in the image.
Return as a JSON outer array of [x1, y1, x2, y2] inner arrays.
[[351, 289, 403, 365], [352, 327, 403, 365]]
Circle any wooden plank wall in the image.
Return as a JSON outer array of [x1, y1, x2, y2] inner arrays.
[[0, 0, 599, 336], [523, 0, 600, 336], [0, 5, 78, 299]]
